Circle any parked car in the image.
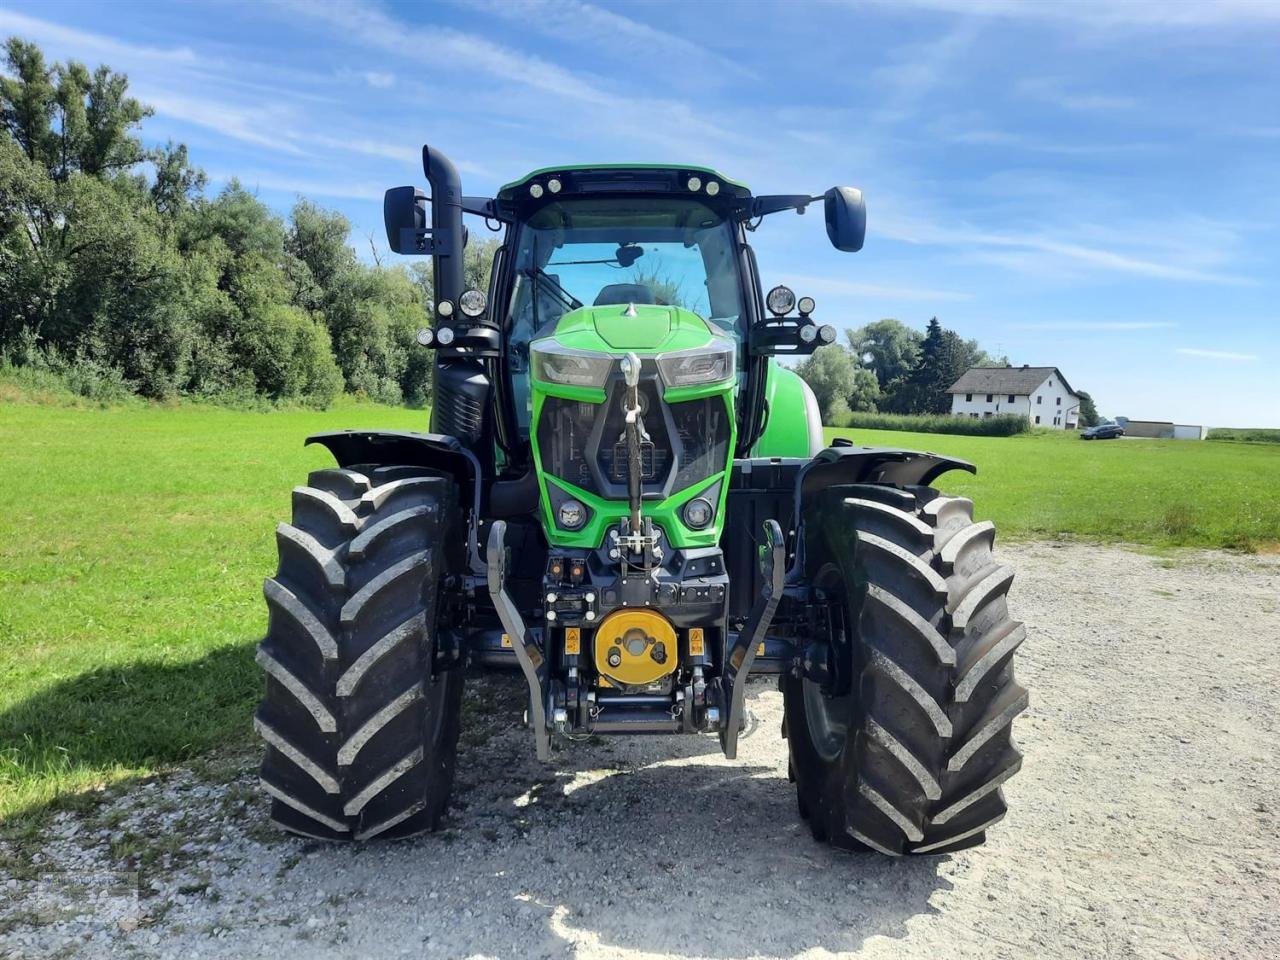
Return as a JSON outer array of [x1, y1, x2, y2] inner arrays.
[[1081, 422, 1124, 440]]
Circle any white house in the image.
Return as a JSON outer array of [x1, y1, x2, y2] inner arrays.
[[947, 365, 1080, 429]]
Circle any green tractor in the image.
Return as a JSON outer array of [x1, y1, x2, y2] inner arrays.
[[254, 147, 1026, 854]]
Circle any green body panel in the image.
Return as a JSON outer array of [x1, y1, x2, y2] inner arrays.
[[530, 304, 736, 549], [550, 304, 717, 354], [751, 361, 821, 458], [498, 163, 751, 201]]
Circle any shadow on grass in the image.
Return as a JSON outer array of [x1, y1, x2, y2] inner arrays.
[[0, 643, 260, 826]]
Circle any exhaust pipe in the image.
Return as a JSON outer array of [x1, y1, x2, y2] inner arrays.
[[422, 146, 464, 308], [421, 146, 491, 461]]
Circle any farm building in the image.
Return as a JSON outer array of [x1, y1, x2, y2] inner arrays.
[[947, 365, 1079, 429], [1115, 419, 1208, 440]]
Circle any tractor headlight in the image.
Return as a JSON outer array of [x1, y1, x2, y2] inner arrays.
[[531, 340, 614, 388], [683, 497, 714, 529], [656, 340, 735, 388], [558, 499, 587, 530], [459, 289, 487, 318]]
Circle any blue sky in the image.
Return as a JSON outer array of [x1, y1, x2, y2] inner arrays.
[[3, 0, 1278, 426]]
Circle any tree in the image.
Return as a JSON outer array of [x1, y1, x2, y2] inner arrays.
[[149, 141, 205, 221], [1, 38, 150, 181], [795, 344, 856, 423], [1078, 391, 1100, 428], [889, 316, 947, 414], [848, 367, 880, 412], [845, 318, 922, 390]]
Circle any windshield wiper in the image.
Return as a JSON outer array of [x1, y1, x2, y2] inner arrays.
[[525, 266, 583, 311]]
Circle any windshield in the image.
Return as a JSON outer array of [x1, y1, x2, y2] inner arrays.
[[505, 197, 745, 432]]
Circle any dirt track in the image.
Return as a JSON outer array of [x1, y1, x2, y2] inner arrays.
[[3, 541, 1279, 959]]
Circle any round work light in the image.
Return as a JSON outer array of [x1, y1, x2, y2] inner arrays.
[[766, 285, 796, 317], [459, 289, 488, 318]]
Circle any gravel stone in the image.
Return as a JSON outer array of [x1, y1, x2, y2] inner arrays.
[[1, 543, 1277, 959]]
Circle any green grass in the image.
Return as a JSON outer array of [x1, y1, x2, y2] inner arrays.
[[824, 425, 1280, 551], [0, 398, 425, 826], [1207, 427, 1280, 444], [1, 400, 1277, 829]]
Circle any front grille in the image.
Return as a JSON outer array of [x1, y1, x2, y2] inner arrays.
[[608, 439, 668, 483], [535, 382, 730, 499]]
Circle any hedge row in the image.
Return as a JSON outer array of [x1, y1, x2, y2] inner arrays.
[[1207, 427, 1280, 444], [832, 411, 1032, 436]]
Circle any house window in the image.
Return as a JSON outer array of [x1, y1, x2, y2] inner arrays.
[[1007, 394, 1015, 403], [1049, 379, 1054, 387], [1035, 415, 1041, 424], [985, 393, 993, 402], [965, 393, 972, 402], [1056, 397, 1061, 406], [984, 411, 993, 418], [1036, 396, 1042, 404]]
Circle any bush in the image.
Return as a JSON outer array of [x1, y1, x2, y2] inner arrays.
[[826, 397, 854, 428], [1207, 428, 1280, 444], [835, 411, 1031, 436]]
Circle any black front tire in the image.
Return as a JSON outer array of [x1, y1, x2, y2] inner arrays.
[[255, 466, 464, 841], [784, 483, 1027, 855]]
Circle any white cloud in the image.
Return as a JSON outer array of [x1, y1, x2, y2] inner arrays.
[[869, 0, 1280, 28], [870, 21, 982, 121], [1175, 347, 1260, 361], [270, 0, 745, 153], [139, 90, 308, 154], [362, 71, 394, 88], [1013, 321, 1177, 331], [0, 9, 198, 63], [873, 204, 1253, 286], [206, 170, 383, 201], [1016, 77, 1139, 112], [777, 273, 972, 303], [456, 0, 756, 82]]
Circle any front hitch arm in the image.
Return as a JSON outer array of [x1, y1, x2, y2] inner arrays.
[[719, 519, 786, 759], [486, 520, 552, 760]]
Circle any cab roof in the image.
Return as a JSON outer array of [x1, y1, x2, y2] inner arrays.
[[495, 163, 752, 208]]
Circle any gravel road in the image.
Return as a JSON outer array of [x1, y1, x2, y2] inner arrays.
[[3, 541, 1279, 960]]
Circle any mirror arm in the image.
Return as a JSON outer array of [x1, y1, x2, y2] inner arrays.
[[461, 196, 508, 221], [750, 194, 824, 218]]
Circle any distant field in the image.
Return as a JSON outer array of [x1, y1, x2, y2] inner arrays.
[[824, 424, 1280, 550], [1207, 427, 1280, 443], [1, 400, 1277, 828]]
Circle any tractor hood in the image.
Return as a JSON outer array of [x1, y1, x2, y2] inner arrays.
[[547, 303, 721, 355], [528, 303, 738, 550]]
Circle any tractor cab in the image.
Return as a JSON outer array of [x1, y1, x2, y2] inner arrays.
[[383, 154, 862, 475]]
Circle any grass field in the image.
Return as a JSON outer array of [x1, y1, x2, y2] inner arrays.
[[2, 400, 1278, 828]]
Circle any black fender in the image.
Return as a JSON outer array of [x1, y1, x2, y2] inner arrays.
[[306, 430, 483, 571], [788, 444, 975, 586], [796, 443, 975, 501], [723, 444, 974, 624]]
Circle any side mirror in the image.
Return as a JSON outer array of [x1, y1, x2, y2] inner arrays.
[[383, 186, 428, 254], [824, 186, 865, 252]]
